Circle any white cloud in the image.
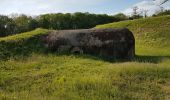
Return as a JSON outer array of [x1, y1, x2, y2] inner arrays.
[[0, 0, 106, 15], [122, 0, 170, 16], [0, 0, 169, 16]]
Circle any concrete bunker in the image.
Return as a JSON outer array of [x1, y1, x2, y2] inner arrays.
[[45, 28, 135, 59]]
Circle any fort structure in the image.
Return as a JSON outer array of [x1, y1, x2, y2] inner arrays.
[[45, 28, 135, 59]]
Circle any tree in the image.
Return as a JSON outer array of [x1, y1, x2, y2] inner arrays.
[[133, 6, 139, 16], [13, 14, 38, 33], [0, 15, 16, 37], [153, 9, 170, 16], [131, 6, 142, 19], [37, 15, 50, 29], [114, 13, 128, 21], [37, 12, 117, 30], [0, 12, 119, 37], [141, 9, 149, 18]]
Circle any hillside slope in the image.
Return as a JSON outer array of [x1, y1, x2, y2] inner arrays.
[[0, 17, 170, 100], [96, 15, 170, 48], [0, 28, 50, 60]]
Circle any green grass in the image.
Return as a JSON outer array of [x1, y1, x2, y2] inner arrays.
[[96, 15, 170, 48], [0, 16, 170, 100], [0, 28, 50, 60], [0, 28, 49, 42], [0, 54, 170, 100]]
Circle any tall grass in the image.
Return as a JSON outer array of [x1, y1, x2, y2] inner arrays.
[[0, 54, 170, 100], [96, 15, 170, 48], [0, 28, 50, 60]]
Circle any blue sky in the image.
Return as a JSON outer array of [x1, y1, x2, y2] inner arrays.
[[0, 0, 169, 15]]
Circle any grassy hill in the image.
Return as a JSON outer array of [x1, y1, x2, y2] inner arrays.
[[96, 16, 170, 55], [0, 28, 50, 60], [0, 16, 170, 100]]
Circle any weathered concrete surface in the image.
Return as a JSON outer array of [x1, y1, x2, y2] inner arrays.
[[45, 28, 135, 59]]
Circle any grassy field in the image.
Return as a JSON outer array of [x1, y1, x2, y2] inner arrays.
[[0, 16, 170, 100]]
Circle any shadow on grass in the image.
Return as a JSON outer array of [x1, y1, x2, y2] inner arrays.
[[1, 44, 170, 64], [0, 36, 169, 64], [54, 53, 170, 64], [133, 55, 170, 64], [1, 33, 169, 64]]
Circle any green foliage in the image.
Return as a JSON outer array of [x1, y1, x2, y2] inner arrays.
[[0, 53, 170, 100], [13, 14, 39, 33], [0, 13, 118, 37], [0, 28, 49, 60], [153, 10, 170, 17], [0, 15, 16, 37], [37, 12, 117, 30], [113, 13, 128, 21]]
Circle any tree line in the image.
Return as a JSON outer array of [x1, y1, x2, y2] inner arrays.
[[1, 10, 169, 37], [0, 12, 124, 37], [153, 10, 170, 17]]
